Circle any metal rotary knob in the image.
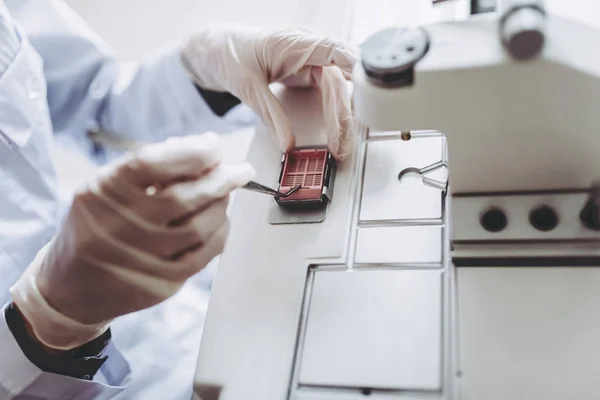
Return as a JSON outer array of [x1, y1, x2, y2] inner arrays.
[[361, 27, 430, 87]]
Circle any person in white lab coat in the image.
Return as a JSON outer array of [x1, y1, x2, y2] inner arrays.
[[0, 0, 356, 399]]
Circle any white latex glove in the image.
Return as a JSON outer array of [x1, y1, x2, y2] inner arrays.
[[181, 24, 358, 160], [10, 133, 255, 350]]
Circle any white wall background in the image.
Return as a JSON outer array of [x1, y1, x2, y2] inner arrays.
[[63, 0, 355, 61]]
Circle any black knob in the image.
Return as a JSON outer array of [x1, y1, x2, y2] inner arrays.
[[580, 183, 600, 231], [529, 205, 559, 232], [480, 207, 508, 233]]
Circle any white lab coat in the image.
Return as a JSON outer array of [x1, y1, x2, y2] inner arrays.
[[0, 0, 253, 398]]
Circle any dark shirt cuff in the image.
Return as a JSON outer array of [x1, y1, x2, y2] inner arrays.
[[4, 302, 111, 380], [194, 84, 242, 117]]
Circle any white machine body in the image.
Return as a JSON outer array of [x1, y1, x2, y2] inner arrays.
[[194, 6, 600, 400], [353, 12, 600, 193]]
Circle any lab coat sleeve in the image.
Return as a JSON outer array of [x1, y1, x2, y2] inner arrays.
[[6, 0, 246, 157], [0, 303, 131, 400]]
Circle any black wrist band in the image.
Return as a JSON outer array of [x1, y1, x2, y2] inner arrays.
[[4, 302, 111, 380], [194, 84, 242, 117]]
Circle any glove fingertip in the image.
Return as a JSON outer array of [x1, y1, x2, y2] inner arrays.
[[330, 116, 356, 162], [286, 135, 296, 153], [327, 137, 341, 160], [331, 43, 360, 72], [337, 137, 354, 162], [274, 122, 295, 154]]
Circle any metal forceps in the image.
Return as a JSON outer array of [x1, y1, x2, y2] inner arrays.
[[87, 128, 301, 198], [243, 181, 301, 198]]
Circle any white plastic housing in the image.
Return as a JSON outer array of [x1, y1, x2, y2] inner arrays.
[[353, 13, 600, 193]]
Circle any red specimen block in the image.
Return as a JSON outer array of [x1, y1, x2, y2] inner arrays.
[[276, 148, 335, 207]]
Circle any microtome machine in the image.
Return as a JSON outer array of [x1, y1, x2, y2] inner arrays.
[[194, 1, 600, 399]]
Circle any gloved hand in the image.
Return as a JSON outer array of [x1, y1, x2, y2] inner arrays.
[[10, 133, 255, 350], [181, 24, 358, 160]]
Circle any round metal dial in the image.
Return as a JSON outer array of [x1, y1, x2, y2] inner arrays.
[[361, 27, 430, 85]]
